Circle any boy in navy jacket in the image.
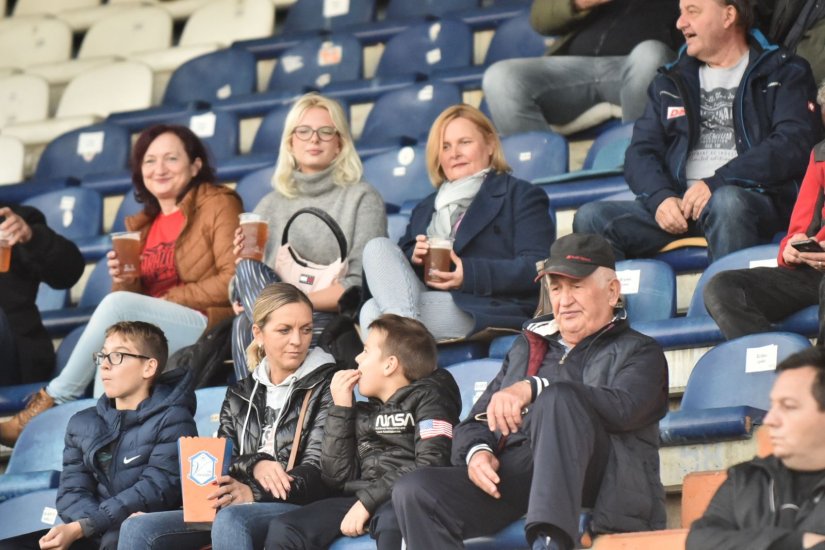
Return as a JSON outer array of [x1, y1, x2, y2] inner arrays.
[[264, 314, 461, 550], [0, 321, 197, 550]]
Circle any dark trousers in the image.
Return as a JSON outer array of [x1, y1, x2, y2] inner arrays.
[[0, 306, 19, 386], [264, 496, 401, 550], [392, 383, 610, 550], [703, 265, 825, 343], [0, 528, 119, 550]]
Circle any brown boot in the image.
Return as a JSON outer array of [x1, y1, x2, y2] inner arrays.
[[0, 388, 55, 447]]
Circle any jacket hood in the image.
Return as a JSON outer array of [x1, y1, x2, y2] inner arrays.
[[666, 28, 779, 72], [251, 347, 337, 388], [96, 367, 196, 423]]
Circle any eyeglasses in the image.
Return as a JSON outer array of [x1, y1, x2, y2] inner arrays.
[[92, 351, 150, 367], [293, 125, 338, 142]]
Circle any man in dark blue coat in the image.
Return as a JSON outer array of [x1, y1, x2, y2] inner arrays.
[[574, 0, 822, 262], [0, 321, 197, 550]]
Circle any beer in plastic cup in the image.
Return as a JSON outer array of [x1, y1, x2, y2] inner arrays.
[[239, 213, 268, 261], [112, 231, 142, 280], [0, 230, 10, 273], [424, 236, 454, 283]]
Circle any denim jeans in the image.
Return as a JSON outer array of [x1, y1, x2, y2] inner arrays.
[[118, 503, 298, 550], [572, 187, 787, 262], [482, 40, 674, 134], [360, 237, 474, 340], [704, 265, 825, 343], [45, 291, 207, 403]]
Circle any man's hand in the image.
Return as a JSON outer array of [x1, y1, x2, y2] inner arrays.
[[803, 532, 825, 548], [330, 369, 361, 407], [654, 197, 689, 234], [426, 251, 464, 290], [485, 380, 531, 436], [207, 474, 254, 509], [0, 207, 33, 246], [38, 521, 83, 550], [573, 0, 612, 11], [411, 235, 429, 265], [468, 450, 501, 499], [782, 233, 810, 265], [681, 181, 712, 221], [253, 460, 293, 500], [340, 500, 371, 537]]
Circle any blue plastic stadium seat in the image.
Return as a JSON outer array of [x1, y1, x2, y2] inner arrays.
[[437, 341, 490, 370], [361, 145, 433, 213], [22, 187, 105, 261], [444, 358, 502, 419], [0, 123, 132, 203], [194, 386, 228, 437], [325, 19, 471, 105], [0, 489, 63, 540], [433, 9, 547, 90], [357, 82, 462, 156], [537, 122, 634, 210], [0, 324, 87, 414], [659, 332, 810, 444], [615, 259, 677, 324], [634, 244, 780, 350], [386, 213, 409, 243], [217, 35, 362, 119], [40, 257, 112, 337], [385, 0, 478, 19], [235, 165, 276, 212], [0, 399, 95, 503], [111, 192, 143, 232], [282, 0, 376, 34], [108, 47, 258, 132], [501, 131, 568, 182]]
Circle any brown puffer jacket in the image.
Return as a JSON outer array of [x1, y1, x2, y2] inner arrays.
[[113, 183, 242, 329]]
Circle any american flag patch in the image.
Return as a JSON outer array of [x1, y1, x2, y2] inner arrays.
[[419, 419, 453, 439]]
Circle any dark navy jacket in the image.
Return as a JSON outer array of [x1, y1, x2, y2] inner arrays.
[[56, 368, 197, 537], [625, 29, 822, 216], [399, 171, 554, 333]]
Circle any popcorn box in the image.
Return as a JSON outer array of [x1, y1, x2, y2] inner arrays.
[[178, 436, 232, 527]]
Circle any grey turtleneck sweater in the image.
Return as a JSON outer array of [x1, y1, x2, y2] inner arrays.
[[253, 166, 387, 289]]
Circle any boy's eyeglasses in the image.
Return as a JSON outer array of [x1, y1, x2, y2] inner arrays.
[[293, 125, 338, 142], [92, 351, 150, 367]]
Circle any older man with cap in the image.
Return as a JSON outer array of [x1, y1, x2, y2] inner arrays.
[[392, 233, 669, 550]]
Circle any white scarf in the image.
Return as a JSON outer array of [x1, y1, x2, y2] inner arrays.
[[427, 168, 489, 238]]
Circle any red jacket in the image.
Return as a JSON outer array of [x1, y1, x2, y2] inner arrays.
[[778, 144, 825, 267]]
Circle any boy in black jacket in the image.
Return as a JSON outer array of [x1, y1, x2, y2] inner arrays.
[[264, 314, 461, 550]]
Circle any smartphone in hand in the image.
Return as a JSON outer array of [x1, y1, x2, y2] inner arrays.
[[790, 238, 824, 253]]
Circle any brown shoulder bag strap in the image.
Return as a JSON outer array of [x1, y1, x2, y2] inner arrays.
[[286, 388, 314, 471]]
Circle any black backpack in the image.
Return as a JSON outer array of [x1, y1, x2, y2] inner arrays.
[[165, 316, 234, 388]]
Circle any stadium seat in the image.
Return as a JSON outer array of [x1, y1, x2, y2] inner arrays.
[[615, 259, 677, 324], [194, 386, 228, 437], [281, 0, 375, 34], [0, 17, 72, 73], [433, 9, 547, 90], [536, 122, 633, 211], [0, 135, 25, 185], [659, 331, 810, 445], [324, 19, 472, 105], [130, 0, 275, 78], [0, 324, 86, 414], [0, 399, 96, 503], [3, 62, 153, 149], [591, 529, 688, 549], [35, 283, 69, 314], [26, 6, 173, 87], [235, 165, 276, 212], [385, 0, 478, 19], [361, 145, 433, 213], [0, 489, 63, 539], [444, 358, 502, 419], [0, 74, 49, 129], [357, 82, 462, 155], [22, 187, 105, 261], [386, 212, 409, 243], [113, 0, 212, 22], [111, 191, 143, 232], [680, 470, 727, 528], [216, 34, 363, 119], [501, 131, 568, 182], [40, 257, 112, 336], [109, 47, 258, 131], [634, 244, 781, 350], [12, 0, 99, 16]]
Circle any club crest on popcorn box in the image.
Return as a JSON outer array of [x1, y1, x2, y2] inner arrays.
[[178, 436, 232, 528]]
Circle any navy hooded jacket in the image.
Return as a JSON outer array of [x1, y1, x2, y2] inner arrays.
[[56, 368, 197, 537], [625, 29, 822, 217]]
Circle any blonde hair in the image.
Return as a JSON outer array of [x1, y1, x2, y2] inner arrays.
[[272, 93, 363, 198], [425, 104, 511, 188], [245, 282, 314, 371]]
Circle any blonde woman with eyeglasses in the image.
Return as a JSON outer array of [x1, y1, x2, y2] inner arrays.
[[229, 93, 387, 372]]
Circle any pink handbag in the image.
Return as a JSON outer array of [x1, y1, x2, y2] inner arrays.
[[274, 207, 348, 294]]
